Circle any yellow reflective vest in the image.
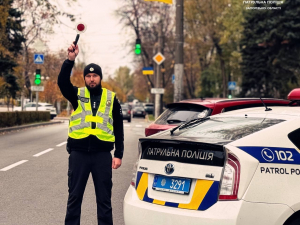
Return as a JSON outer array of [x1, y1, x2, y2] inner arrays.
[[68, 87, 115, 142]]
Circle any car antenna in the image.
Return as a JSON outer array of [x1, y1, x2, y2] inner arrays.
[[260, 97, 272, 111]]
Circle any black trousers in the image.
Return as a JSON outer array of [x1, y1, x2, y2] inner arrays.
[[65, 151, 113, 225]]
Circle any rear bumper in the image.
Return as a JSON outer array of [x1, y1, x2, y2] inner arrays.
[[133, 114, 145, 117], [124, 186, 293, 225], [122, 115, 131, 120]]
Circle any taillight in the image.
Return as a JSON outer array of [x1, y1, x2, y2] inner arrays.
[[131, 142, 142, 187], [219, 150, 240, 200], [128, 110, 131, 114]]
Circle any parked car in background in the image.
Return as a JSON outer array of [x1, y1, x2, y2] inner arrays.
[[143, 103, 154, 115], [123, 102, 133, 111], [132, 106, 146, 118], [121, 104, 131, 122], [145, 97, 294, 137], [13, 102, 57, 119]]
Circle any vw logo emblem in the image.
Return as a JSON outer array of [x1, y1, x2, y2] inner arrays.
[[164, 163, 174, 175]]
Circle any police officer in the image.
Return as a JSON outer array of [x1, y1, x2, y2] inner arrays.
[[58, 43, 124, 225]]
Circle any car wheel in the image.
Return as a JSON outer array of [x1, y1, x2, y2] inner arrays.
[[50, 115, 55, 120], [285, 217, 300, 225], [128, 118, 131, 123], [284, 212, 300, 225]]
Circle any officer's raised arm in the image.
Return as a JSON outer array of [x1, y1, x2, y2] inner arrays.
[[57, 43, 79, 111]]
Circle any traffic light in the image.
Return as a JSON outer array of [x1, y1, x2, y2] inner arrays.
[[228, 90, 232, 99], [35, 69, 41, 85], [135, 38, 141, 55]]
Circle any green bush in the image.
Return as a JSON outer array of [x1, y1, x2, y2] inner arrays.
[[0, 111, 50, 128]]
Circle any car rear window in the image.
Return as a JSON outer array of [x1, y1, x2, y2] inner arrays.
[[145, 104, 153, 107], [155, 105, 211, 125], [176, 117, 285, 141], [288, 128, 300, 149]]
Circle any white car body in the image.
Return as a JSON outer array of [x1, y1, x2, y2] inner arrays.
[[124, 106, 300, 225], [13, 102, 57, 119]]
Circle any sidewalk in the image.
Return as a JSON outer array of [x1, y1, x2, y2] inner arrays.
[[0, 106, 12, 112], [53, 116, 70, 121], [0, 118, 67, 133]]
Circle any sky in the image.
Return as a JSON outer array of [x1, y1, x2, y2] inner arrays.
[[46, 0, 135, 79]]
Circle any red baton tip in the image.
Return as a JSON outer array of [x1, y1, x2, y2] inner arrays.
[[77, 24, 85, 32]]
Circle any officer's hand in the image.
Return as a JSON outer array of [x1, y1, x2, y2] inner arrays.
[[112, 157, 122, 169], [67, 43, 79, 61]]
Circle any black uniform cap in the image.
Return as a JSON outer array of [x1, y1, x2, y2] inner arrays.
[[83, 63, 102, 80]]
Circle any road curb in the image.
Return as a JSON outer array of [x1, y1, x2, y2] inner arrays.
[[0, 120, 64, 133]]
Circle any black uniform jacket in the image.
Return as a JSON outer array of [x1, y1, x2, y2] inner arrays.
[[58, 59, 124, 159]]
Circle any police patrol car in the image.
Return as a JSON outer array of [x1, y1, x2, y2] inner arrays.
[[123, 90, 300, 225]]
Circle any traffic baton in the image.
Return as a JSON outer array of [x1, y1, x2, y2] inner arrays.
[[73, 23, 87, 51]]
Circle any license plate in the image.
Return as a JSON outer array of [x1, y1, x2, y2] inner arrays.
[[137, 112, 142, 114], [153, 175, 191, 195]]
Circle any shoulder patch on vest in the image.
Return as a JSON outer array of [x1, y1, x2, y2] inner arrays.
[[78, 95, 89, 103]]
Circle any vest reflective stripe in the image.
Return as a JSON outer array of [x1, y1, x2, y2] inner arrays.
[[95, 89, 114, 135], [68, 87, 115, 142], [69, 88, 92, 134]]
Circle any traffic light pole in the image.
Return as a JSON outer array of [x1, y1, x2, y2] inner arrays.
[[36, 91, 39, 111], [174, 0, 184, 102], [155, 19, 163, 119]]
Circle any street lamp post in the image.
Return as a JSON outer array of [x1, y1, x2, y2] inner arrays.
[[174, 0, 184, 102]]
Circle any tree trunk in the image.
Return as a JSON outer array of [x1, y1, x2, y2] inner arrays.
[[220, 57, 226, 98], [213, 39, 227, 98], [24, 45, 31, 98]]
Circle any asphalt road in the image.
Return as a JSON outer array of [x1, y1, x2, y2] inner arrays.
[[0, 117, 150, 225]]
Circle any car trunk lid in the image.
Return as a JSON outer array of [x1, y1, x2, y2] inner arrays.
[[135, 139, 226, 211]]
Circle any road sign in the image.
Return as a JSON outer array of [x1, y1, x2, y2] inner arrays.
[[142, 67, 154, 75], [228, 81, 236, 91], [172, 74, 175, 84], [151, 88, 165, 94], [153, 52, 165, 65], [144, 0, 173, 4], [31, 86, 44, 92], [34, 54, 44, 64], [33, 39, 47, 52]]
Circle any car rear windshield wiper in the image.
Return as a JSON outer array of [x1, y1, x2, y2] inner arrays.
[[170, 117, 210, 135]]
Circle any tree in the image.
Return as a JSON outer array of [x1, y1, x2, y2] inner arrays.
[[184, 0, 232, 98], [0, 0, 25, 107], [0, 0, 25, 75], [240, 0, 300, 98], [114, 66, 134, 102], [0, 73, 19, 110], [115, 0, 175, 103], [14, 0, 75, 96]]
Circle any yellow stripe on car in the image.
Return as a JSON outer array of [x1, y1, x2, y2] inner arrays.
[[136, 173, 148, 200], [178, 180, 213, 210], [153, 199, 166, 205]]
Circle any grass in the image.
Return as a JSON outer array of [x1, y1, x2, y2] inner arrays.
[[148, 114, 155, 121]]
